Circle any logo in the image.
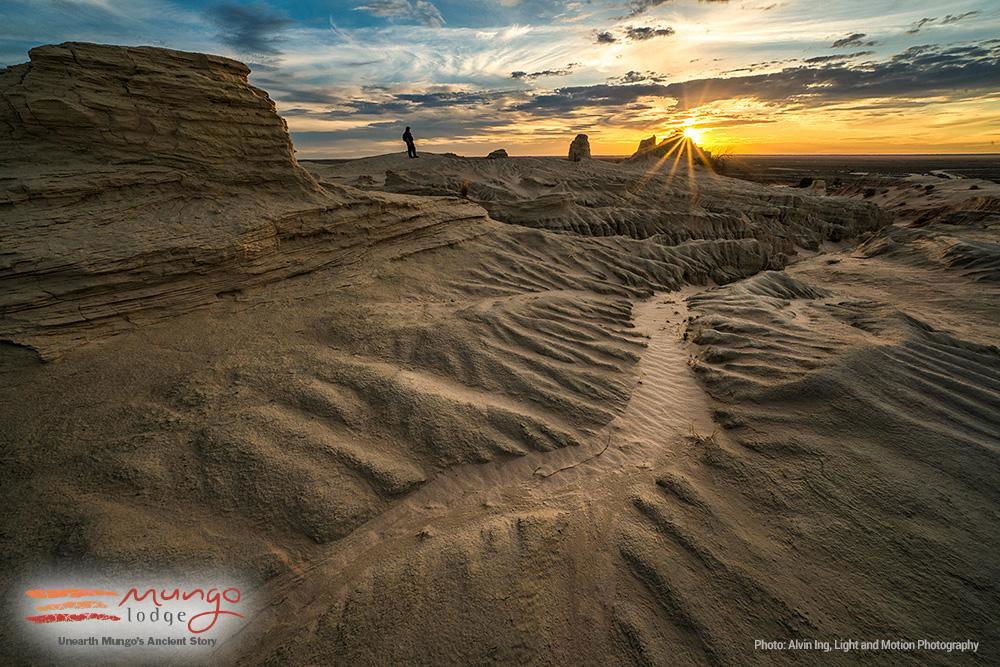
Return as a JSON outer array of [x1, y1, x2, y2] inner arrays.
[[26, 588, 122, 624], [19, 575, 248, 657]]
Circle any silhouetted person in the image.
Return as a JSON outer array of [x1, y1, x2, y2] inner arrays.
[[403, 126, 417, 158]]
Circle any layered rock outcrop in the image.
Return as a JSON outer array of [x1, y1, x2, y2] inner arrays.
[[305, 153, 890, 263], [1, 42, 315, 191], [568, 134, 590, 161], [624, 133, 713, 163], [634, 135, 657, 155], [0, 43, 487, 358]]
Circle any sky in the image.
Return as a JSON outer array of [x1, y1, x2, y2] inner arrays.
[[2, 0, 999, 157]]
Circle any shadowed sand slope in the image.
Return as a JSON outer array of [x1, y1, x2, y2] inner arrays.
[[227, 267, 998, 667], [1, 43, 999, 666]]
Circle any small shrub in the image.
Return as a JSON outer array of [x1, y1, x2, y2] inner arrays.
[[706, 146, 735, 174]]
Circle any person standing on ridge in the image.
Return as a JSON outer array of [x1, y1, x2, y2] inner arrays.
[[402, 126, 418, 158]]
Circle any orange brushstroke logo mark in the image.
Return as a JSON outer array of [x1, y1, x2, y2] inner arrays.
[[26, 589, 119, 599], [25, 590, 121, 624], [36, 600, 108, 611]]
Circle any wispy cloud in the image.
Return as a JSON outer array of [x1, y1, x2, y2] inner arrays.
[[622, 0, 671, 19], [279, 40, 1000, 154], [942, 11, 979, 24], [511, 63, 580, 80], [906, 18, 936, 35], [623, 0, 729, 19], [354, 0, 445, 28], [207, 2, 291, 55], [803, 51, 874, 64], [905, 11, 981, 35], [831, 33, 876, 49]]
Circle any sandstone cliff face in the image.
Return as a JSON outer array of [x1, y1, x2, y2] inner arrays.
[[1, 42, 314, 191], [0, 43, 488, 358]]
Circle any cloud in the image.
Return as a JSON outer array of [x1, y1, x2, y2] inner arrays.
[[831, 33, 876, 49], [262, 84, 346, 105], [596, 24, 675, 44], [277, 40, 1000, 134], [510, 42, 1000, 114], [942, 11, 979, 25], [281, 40, 999, 154], [695, 117, 778, 128], [906, 18, 936, 35], [207, 2, 292, 55], [292, 89, 518, 119], [622, 0, 670, 18], [608, 70, 670, 84], [396, 90, 513, 107], [895, 44, 935, 58], [623, 0, 729, 19], [354, 0, 445, 27], [624, 25, 675, 40], [719, 57, 797, 74], [511, 63, 580, 80], [802, 51, 874, 64]]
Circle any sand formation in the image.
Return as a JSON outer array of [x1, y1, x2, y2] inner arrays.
[[0, 43, 487, 359], [2, 43, 999, 665], [625, 133, 713, 164], [306, 149, 884, 254], [568, 133, 591, 161], [636, 135, 658, 153]]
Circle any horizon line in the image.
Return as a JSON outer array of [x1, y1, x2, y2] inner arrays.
[[298, 152, 1000, 161]]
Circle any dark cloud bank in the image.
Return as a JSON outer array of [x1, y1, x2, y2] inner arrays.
[[515, 43, 998, 114]]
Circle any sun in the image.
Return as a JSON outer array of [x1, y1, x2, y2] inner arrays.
[[683, 127, 706, 143]]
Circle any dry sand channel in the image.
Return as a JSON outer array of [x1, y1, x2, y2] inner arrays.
[[215, 287, 716, 662]]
